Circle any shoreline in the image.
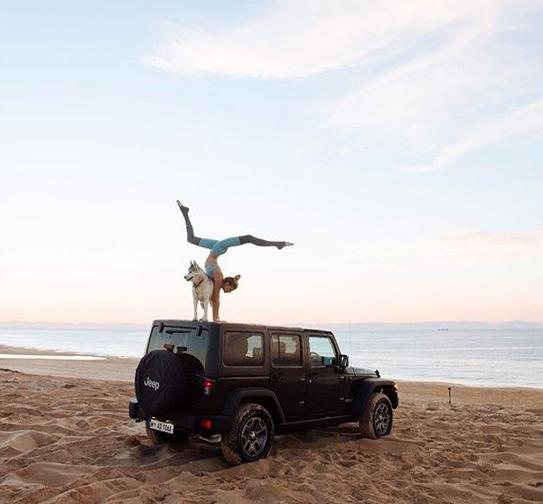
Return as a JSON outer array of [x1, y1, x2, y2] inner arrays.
[[1, 344, 542, 407], [0, 344, 138, 382], [2, 326, 542, 389]]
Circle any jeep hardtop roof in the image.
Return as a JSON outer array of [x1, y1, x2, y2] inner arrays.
[[152, 319, 333, 335]]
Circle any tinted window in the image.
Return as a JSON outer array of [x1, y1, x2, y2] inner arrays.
[[272, 334, 302, 366], [147, 326, 209, 369], [224, 332, 264, 366], [309, 336, 337, 367]]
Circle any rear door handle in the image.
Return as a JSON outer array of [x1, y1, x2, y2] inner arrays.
[[272, 373, 284, 381], [307, 373, 319, 383]]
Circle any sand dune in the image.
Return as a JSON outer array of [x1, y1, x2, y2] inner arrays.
[[1, 366, 542, 503]]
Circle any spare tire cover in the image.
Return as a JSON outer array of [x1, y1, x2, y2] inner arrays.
[[135, 350, 186, 417]]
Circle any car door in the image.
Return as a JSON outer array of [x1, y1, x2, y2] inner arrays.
[[269, 331, 307, 420], [305, 334, 346, 417]]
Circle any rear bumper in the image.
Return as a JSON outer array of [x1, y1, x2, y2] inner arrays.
[[128, 398, 146, 419], [128, 398, 231, 435]]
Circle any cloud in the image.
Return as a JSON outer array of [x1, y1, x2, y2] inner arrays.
[[343, 228, 543, 268], [325, 1, 543, 159], [437, 228, 543, 262], [146, 1, 543, 171], [404, 100, 543, 172], [144, 0, 497, 79]]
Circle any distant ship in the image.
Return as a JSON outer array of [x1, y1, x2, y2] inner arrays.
[[437, 328, 449, 331]]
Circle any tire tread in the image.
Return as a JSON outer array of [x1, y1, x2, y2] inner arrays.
[[220, 403, 274, 466], [359, 392, 393, 439]]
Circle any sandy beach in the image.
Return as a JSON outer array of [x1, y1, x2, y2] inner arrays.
[[1, 347, 542, 503]]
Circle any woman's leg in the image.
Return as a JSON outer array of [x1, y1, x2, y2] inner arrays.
[[177, 201, 199, 245], [239, 234, 293, 250], [210, 237, 241, 256], [177, 201, 218, 249], [177, 201, 293, 251], [210, 235, 293, 254]]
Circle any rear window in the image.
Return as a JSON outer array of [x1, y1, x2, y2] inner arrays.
[[223, 331, 264, 366], [147, 326, 209, 369]]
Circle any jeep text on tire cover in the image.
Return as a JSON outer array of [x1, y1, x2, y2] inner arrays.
[[129, 320, 399, 465], [144, 377, 160, 391]]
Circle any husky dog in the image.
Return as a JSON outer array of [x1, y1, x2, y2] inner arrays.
[[184, 261, 214, 321]]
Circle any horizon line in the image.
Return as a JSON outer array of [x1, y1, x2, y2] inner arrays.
[[1, 319, 542, 328]]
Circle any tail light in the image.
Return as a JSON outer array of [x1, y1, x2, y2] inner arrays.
[[202, 377, 215, 396], [200, 418, 213, 430]]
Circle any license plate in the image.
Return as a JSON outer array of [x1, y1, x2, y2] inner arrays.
[[149, 418, 174, 435]]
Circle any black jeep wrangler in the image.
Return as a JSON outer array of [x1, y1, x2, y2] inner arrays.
[[129, 320, 399, 465]]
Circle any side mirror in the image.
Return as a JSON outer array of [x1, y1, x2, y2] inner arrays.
[[339, 354, 349, 368]]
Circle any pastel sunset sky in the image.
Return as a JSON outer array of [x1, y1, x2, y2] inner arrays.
[[1, 1, 542, 324]]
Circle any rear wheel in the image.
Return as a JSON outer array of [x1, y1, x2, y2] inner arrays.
[[145, 421, 190, 445], [221, 403, 274, 465], [359, 393, 393, 439]]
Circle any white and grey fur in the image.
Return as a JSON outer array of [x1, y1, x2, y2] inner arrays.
[[184, 260, 213, 321]]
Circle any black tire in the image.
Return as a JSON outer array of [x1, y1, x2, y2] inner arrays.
[[221, 403, 274, 466], [359, 392, 393, 439], [145, 421, 190, 445]]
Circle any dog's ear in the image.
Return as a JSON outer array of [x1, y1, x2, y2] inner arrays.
[[234, 274, 241, 282], [193, 260, 200, 268], [190, 260, 195, 266]]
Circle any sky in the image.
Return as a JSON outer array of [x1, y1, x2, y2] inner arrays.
[[1, 1, 542, 325]]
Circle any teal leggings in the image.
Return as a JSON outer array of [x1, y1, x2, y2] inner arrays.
[[180, 206, 288, 254]]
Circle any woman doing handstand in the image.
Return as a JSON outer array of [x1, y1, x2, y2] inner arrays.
[[177, 200, 293, 321]]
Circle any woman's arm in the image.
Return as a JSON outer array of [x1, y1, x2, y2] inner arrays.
[[211, 270, 222, 321]]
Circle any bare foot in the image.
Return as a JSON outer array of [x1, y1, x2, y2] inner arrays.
[[277, 241, 294, 249], [177, 200, 189, 213]]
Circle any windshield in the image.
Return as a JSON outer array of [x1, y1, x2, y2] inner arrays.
[[147, 325, 209, 369]]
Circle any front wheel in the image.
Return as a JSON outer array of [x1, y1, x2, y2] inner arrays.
[[145, 421, 190, 445], [221, 403, 274, 465], [359, 393, 393, 439]]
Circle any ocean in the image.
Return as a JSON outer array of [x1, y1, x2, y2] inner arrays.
[[0, 324, 542, 388]]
